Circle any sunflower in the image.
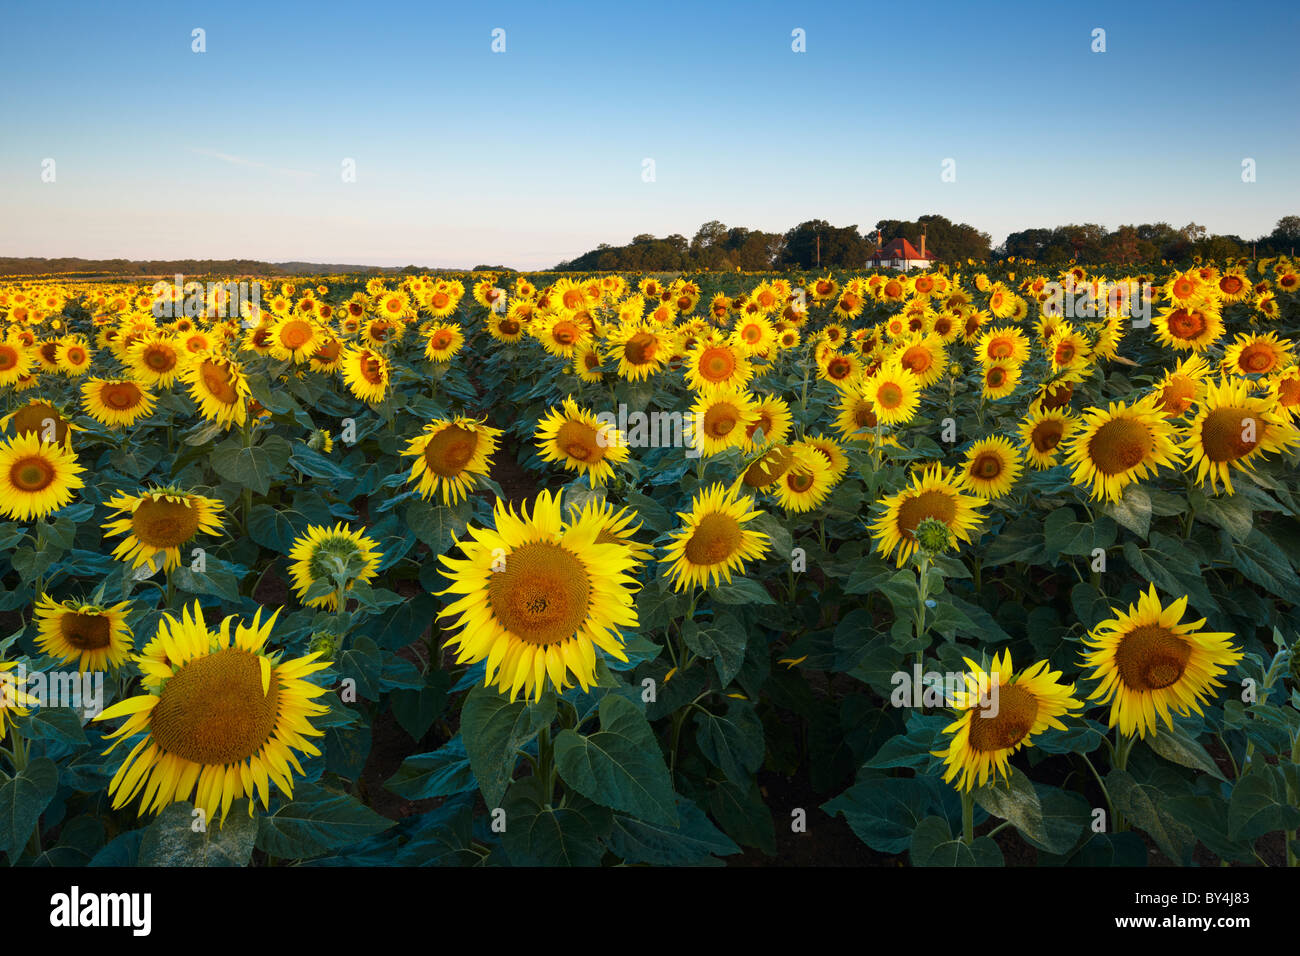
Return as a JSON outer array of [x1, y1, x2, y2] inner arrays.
[[742, 394, 793, 451], [0, 659, 37, 742], [0, 399, 78, 446], [127, 333, 188, 388], [685, 339, 752, 393], [55, 336, 93, 376], [533, 313, 589, 359], [662, 482, 771, 591], [1152, 354, 1211, 418], [957, 436, 1023, 499], [572, 343, 605, 383], [402, 417, 502, 505], [94, 602, 331, 822], [893, 333, 947, 387], [817, 350, 863, 389], [0, 432, 85, 520], [863, 361, 922, 426], [268, 315, 323, 364], [438, 490, 637, 702], [34, 594, 133, 673], [1017, 408, 1077, 470], [1267, 366, 1300, 423], [287, 523, 382, 611], [0, 336, 33, 386], [980, 360, 1020, 401], [183, 354, 250, 429], [771, 446, 834, 513], [933, 649, 1083, 792], [833, 391, 878, 442], [567, 497, 653, 567], [731, 315, 776, 356], [1047, 323, 1092, 373], [102, 487, 224, 572], [423, 322, 464, 363], [535, 396, 629, 486], [1221, 331, 1294, 377], [608, 323, 670, 382], [690, 385, 760, 457], [1082, 585, 1242, 739], [1152, 303, 1225, 352], [339, 345, 390, 404], [795, 434, 849, 482], [81, 378, 157, 428], [1062, 396, 1181, 503], [870, 464, 984, 567], [1180, 377, 1300, 494]]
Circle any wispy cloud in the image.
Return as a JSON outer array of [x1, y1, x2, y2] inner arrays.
[[187, 147, 315, 179]]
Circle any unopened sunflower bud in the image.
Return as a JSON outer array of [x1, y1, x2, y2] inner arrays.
[[914, 517, 953, 556]]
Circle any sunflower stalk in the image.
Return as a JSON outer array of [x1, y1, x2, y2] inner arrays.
[[960, 788, 975, 845]]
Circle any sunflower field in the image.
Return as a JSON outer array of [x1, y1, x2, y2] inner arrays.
[[1, 261, 1299, 868]]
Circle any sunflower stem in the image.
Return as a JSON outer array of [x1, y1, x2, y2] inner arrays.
[[961, 788, 975, 845]]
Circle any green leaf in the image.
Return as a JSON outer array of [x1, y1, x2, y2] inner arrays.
[[709, 778, 776, 855], [1145, 725, 1227, 781], [0, 757, 58, 860], [606, 798, 739, 865], [390, 670, 449, 741], [1104, 485, 1152, 538], [137, 801, 258, 866], [248, 504, 302, 553], [209, 435, 293, 495], [255, 783, 394, 859], [707, 576, 775, 605], [459, 687, 554, 809], [406, 498, 473, 552], [910, 815, 1003, 866], [23, 707, 88, 747], [1228, 765, 1300, 841], [822, 775, 932, 855], [1226, 528, 1300, 605], [500, 785, 609, 867], [385, 736, 476, 801], [1044, 508, 1116, 558], [682, 609, 747, 687], [1107, 769, 1193, 863], [554, 694, 678, 826], [1195, 492, 1253, 542], [694, 701, 765, 785], [973, 769, 1049, 846]]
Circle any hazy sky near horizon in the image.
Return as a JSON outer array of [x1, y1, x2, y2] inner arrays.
[[1, 0, 1296, 270]]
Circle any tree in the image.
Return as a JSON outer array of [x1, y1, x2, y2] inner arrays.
[[779, 220, 870, 269]]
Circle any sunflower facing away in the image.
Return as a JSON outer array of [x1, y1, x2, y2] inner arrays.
[[933, 649, 1083, 792], [662, 482, 772, 591], [1062, 396, 1181, 503], [535, 397, 630, 487], [102, 487, 224, 572], [288, 523, 383, 610], [94, 602, 332, 822], [1081, 585, 1242, 739], [34, 593, 134, 673], [0, 432, 85, 520], [870, 464, 984, 567], [402, 417, 502, 504], [438, 490, 638, 702]]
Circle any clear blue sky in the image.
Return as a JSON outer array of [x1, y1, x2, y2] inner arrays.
[[1, 0, 1296, 269]]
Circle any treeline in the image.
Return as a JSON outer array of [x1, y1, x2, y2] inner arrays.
[[0, 258, 412, 278], [557, 215, 1300, 271]]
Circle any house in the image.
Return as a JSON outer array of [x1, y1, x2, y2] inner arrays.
[[868, 232, 934, 270]]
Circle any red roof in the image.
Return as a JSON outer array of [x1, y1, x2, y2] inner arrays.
[[869, 238, 931, 261]]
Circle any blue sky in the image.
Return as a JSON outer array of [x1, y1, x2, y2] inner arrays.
[[1, 0, 1296, 269]]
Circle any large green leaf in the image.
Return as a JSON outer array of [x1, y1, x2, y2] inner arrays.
[[554, 694, 677, 826], [682, 609, 747, 687], [459, 687, 554, 809], [255, 783, 394, 859], [209, 435, 292, 495], [694, 700, 765, 785], [605, 798, 739, 865], [0, 757, 58, 860]]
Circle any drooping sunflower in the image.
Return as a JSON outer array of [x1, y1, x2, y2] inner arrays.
[[662, 482, 771, 591], [0, 432, 85, 520], [34, 594, 133, 673], [1180, 377, 1300, 494], [94, 602, 331, 822], [1082, 585, 1242, 739], [81, 378, 157, 428], [933, 649, 1083, 792], [870, 463, 984, 567], [690, 385, 760, 457], [182, 354, 250, 429], [438, 490, 638, 702], [535, 397, 629, 486], [340, 344, 390, 404], [287, 523, 383, 611], [957, 436, 1023, 499], [1062, 396, 1181, 503], [102, 487, 224, 572], [402, 417, 502, 505], [863, 361, 922, 426], [1221, 331, 1294, 377]]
